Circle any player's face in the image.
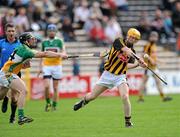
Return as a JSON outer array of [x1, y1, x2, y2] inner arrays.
[[149, 35, 158, 42], [27, 37, 37, 47], [5, 27, 16, 39], [127, 36, 139, 44], [48, 30, 56, 38]]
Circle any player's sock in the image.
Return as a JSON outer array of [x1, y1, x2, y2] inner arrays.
[[125, 116, 131, 123], [11, 101, 17, 116], [46, 98, 51, 104], [45, 99, 51, 112], [18, 109, 24, 119], [52, 101, 57, 107], [1, 96, 9, 113], [125, 116, 133, 127], [52, 101, 57, 111], [10, 101, 17, 122], [160, 92, 165, 99], [18, 109, 33, 125]]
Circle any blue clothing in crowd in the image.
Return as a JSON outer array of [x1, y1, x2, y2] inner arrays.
[[0, 38, 21, 69]]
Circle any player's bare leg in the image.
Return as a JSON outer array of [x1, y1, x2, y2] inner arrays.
[[154, 76, 172, 102], [118, 83, 133, 127], [44, 78, 51, 111], [73, 85, 108, 111], [0, 86, 9, 100], [138, 75, 148, 102], [52, 79, 59, 111], [10, 78, 33, 125]]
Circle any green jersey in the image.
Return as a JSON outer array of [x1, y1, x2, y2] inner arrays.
[[42, 37, 64, 66], [1, 44, 36, 74]]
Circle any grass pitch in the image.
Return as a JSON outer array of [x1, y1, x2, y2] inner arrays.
[[0, 94, 180, 137]]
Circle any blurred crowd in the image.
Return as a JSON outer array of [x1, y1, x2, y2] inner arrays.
[[137, 1, 180, 45], [0, 0, 179, 48], [0, 0, 128, 45]]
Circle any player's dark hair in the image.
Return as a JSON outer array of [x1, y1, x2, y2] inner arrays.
[[19, 32, 34, 44], [5, 23, 15, 31]]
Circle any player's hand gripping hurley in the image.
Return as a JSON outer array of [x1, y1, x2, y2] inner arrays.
[[131, 53, 167, 85]]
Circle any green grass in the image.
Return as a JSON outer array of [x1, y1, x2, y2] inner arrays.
[[0, 94, 180, 137]]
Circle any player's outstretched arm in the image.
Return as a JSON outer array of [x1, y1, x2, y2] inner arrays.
[[127, 61, 139, 69], [34, 51, 68, 59]]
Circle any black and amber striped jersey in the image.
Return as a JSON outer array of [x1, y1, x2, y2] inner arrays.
[[104, 38, 135, 75], [143, 42, 157, 69]]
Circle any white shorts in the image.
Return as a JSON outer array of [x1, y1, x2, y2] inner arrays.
[[42, 65, 63, 80], [96, 70, 127, 89], [0, 71, 19, 87]]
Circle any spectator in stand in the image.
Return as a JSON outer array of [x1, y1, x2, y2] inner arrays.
[[74, 0, 90, 29], [0, 18, 4, 39], [105, 16, 123, 44], [172, 1, 180, 33], [84, 14, 96, 36], [151, 8, 167, 43], [100, 0, 113, 17], [172, 1, 180, 54], [1, 9, 16, 36], [89, 1, 103, 20], [162, 0, 176, 11], [106, 0, 117, 15], [54, 1, 69, 23], [61, 16, 76, 42], [64, 0, 74, 22], [137, 11, 151, 40], [26, 0, 36, 25], [42, 0, 55, 15], [10, 0, 26, 13], [15, 7, 30, 34], [114, 0, 128, 11], [0, 0, 8, 6], [0, 8, 7, 38], [32, 6, 43, 25], [89, 18, 106, 46], [163, 10, 175, 41]]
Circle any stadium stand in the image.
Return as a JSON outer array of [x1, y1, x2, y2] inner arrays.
[[117, 0, 160, 32]]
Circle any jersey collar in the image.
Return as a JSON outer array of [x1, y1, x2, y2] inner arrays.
[[5, 37, 18, 43]]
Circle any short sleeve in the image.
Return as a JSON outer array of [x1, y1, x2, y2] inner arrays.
[[57, 38, 64, 50], [59, 39, 64, 45], [24, 49, 37, 59], [113, 38, 123, 51]]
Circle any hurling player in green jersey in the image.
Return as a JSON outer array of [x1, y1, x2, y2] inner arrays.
[[38, 24, 66, 112], [0, 32, 67, 125]]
